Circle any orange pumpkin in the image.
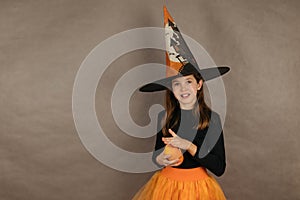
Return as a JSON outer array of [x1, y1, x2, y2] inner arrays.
[[164, 144, 184, 166]]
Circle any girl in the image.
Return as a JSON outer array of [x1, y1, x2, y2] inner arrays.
[[134, 62, 229, 200]]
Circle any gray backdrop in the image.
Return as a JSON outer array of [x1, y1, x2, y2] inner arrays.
[[1, 0, 299, 199]]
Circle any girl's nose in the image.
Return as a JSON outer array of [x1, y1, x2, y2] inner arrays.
[[180, 84, 187, 91]]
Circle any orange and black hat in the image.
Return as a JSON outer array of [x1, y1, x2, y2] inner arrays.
[[139, 6, 230, 92]]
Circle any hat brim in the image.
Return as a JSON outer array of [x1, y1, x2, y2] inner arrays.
[[139, 66, 230, 92]]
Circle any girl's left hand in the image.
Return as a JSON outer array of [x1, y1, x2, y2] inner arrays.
[[162, 129, 192, 150]]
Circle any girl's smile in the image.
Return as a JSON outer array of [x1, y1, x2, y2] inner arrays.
[[180, 93, 190, 98]]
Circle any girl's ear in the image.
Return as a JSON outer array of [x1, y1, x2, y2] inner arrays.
[[197, 80, 203, 90]]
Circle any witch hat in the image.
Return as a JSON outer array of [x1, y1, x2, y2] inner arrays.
[[139, 6, 230, 92]]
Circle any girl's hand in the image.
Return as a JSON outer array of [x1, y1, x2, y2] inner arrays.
[[162, 129, 192, 150], [156, 151, 179, 166]]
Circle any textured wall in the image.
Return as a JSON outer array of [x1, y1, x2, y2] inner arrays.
[[1, 0, 299, 199]]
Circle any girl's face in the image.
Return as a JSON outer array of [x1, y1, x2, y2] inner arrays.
[[171, 75, 203, 110]]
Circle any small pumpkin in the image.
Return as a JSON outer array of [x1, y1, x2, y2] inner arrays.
[[164, 144, 184, 166]]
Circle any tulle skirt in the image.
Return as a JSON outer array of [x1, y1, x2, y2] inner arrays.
[[132, 167, 226, 200]]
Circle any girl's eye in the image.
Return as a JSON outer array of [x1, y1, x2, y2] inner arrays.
[[187, 80, 192, 84], [173, 83, 180, 86]]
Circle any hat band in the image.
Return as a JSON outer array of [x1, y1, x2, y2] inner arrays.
[[166, 59, 183, 77]]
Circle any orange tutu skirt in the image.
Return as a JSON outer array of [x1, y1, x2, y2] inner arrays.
[[132, 167, 226, 200]]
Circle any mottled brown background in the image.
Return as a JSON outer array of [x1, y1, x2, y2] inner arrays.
[[1, 0, 299, 199]]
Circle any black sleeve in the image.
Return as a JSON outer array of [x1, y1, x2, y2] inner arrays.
[[192, 112, 226, 176], [151, 111, 166, 168]]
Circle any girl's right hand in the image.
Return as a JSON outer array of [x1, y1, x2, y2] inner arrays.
[[156, 151, 179, 166]]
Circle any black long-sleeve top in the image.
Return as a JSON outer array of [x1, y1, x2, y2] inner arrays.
[[152, 109, 226, 177]]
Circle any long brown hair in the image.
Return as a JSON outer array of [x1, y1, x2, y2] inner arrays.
[[161, 73, 212, 136]]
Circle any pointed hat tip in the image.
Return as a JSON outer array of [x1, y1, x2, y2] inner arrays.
[[163, 5, 173, 24], [163, 5, 167, 14], [164, 5, 172, 15]]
